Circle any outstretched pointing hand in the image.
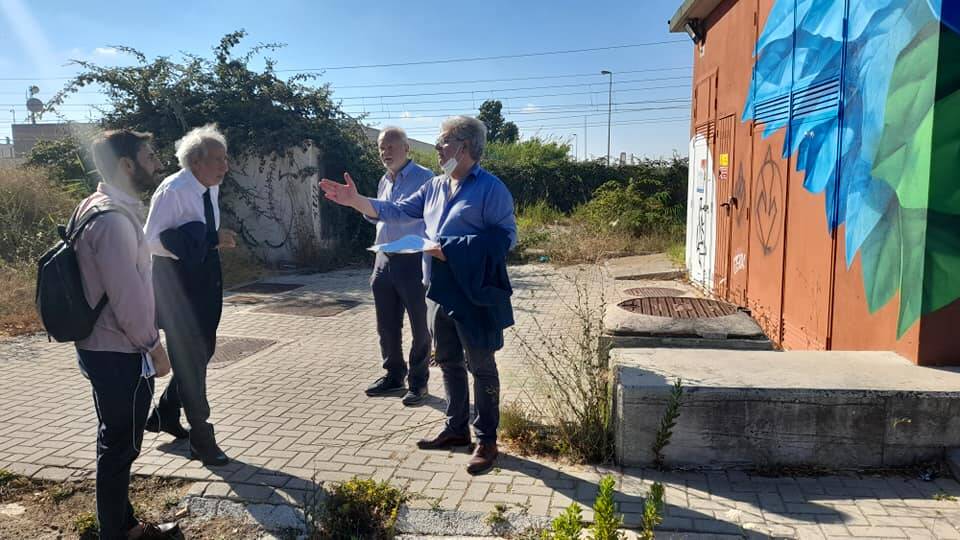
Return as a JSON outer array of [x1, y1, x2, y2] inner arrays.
[[319, 172, 359, 207]]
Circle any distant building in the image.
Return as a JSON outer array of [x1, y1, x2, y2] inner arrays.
[[11, 122, 98, 157]]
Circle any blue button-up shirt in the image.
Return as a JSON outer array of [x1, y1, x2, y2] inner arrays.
[[365, 159, 434, 244], [369, 163, 517, 284]]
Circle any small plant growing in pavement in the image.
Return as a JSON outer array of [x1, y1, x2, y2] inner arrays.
[[640, 482, 665, 540], [74, 512, 99, 539], [50, 484, 75, 503], [303, 476, 407, 539], [549, 502, 584, 539], [934, 491, 958, 502], [590, 474, 624, 540], [485, 502, 510, 529], [652, 378, 684, 469]]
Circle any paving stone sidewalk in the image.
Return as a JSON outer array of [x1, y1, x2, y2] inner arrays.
[[2, 263, 960, 538]]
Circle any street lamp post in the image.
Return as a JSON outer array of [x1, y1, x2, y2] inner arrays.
[[601, 70, 613, 166], [571, 133, 578, 161]]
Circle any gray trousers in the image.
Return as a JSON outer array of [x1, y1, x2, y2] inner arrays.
[[430, 301, 500, 443], [371, 251, 430, 390]]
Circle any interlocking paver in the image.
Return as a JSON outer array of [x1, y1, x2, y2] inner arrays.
[[2, 263, 959, 538]]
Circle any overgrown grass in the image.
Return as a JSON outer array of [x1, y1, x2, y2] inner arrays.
[[220, 242, 273, 289], [508, 270, 615, 464], [0, 167, 83, 337], [513, 182, 684, 266]]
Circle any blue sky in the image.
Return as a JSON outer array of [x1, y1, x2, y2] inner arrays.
[[0, 0, 693, 160]]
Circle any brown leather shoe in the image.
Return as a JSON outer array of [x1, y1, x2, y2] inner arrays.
[[467, 442, 498, 475], [416, 431, 471, 450]]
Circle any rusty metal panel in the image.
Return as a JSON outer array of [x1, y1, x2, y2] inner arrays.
[[714, 115, 736, 300]]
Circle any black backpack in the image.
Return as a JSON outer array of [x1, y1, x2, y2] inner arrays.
[[35, 204, 118, 342]]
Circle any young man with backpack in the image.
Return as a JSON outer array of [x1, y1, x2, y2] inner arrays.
[[69, 129, 178, 539]]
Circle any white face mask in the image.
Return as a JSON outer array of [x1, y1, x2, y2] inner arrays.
[[440, 144, 462, 176]]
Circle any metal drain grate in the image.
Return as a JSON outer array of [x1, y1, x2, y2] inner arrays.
[[253, 296, 359, 317], [210, 337, 277, 369], [617, 296, 739, 319], [623, 287, 685, 297], [230, 282, 303, 294]]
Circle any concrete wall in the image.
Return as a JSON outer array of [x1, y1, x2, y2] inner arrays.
[[612, 348, 960, 468], [680, 0, 960, 364], [221, 144, 326, 265]]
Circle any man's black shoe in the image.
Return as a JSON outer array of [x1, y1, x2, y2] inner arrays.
[[401, 387, 428, 407], [189, 440, 229, 466], [144, 413, 189, 439], [365, 376, 406, 397]]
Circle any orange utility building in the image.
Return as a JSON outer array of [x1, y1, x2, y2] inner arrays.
[[670, 0, 959, 364]]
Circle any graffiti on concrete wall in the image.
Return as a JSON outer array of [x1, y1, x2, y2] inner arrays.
[[743, 0, 960, 336]]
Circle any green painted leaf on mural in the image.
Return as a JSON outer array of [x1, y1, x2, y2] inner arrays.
[[871, 21, 939, 211], [923, 210, 960, 317], [929, 27, 960, 216], [859, 199, 927, 338]]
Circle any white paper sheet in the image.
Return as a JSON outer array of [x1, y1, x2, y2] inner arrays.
[[367, 234, 439, 254]]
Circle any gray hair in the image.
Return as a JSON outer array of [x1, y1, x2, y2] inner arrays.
[[441, 116, 486, 161], [378, 126, 408, 145], [175, 124, 228, 169]]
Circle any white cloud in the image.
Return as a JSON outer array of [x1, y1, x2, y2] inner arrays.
[[521, 103, 540, 113], [94, 47, 119, 57], [0, 0, 59, 74]]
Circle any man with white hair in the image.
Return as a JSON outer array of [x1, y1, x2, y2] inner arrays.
[[364, 127, 434, 405], [321, 116, 517, 475], [144, 123, 236, 466]]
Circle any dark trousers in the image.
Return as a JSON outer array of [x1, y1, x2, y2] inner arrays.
[[430, 302, 500, 443], [77, 348, 154, 540], [151, 253, 222, 446], [371, 251, 430, 390]]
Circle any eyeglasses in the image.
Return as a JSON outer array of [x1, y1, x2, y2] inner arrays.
[[434, 137, 464, 152]]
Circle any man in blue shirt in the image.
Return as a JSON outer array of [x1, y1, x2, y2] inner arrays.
[[364, 127, 434, 406], [320, 116, 516, 475]]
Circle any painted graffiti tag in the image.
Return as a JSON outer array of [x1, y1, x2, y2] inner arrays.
[[733, 162, 746, 225], [733, 251, 746, 274], [755, 146, 783, 254]]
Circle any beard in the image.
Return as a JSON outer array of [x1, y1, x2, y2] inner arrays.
[[130, 162, 159, 193]]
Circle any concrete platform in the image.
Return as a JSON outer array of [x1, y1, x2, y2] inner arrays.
[[611, 348, 960, 468], [602, 302, 773, 351], [605, 253, 685, 281]]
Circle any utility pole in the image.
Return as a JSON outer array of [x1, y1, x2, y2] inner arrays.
[[601, 70, 613, 166]]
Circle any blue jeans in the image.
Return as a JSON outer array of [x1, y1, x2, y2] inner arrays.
[[431, 303, 500, 443], [77, 348, 153, 540]]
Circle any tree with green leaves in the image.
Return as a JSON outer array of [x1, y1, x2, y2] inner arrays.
[[46, 30, 382, 263], [478, 100, 519, 143]]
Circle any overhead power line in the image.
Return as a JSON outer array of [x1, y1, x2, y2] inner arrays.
[[272, 41, 690, 72]]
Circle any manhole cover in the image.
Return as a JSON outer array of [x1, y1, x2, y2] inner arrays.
[[623, 287, 685, 297], [254, 297, 359, 317], [210, 337, 276, 369], [230, 282, 303, 294], [617, 296, 739, 319]]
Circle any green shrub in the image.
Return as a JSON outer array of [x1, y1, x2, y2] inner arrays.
[[74, 512, 99, 539], [549, 502, 584, 540], [573, 179, 682, 238], [310, 477, 408, 539], [590, 475, 624, 540], [640, 482, 665, 540]]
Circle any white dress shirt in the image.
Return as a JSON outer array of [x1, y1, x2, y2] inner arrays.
[[144, 168, 220, 259]]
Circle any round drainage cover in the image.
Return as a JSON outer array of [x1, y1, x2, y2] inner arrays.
[[617, 296, 739, 319], [623, 287, 685, 297]]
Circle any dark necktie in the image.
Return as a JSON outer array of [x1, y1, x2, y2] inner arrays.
[[203, 188, 219, 248]]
